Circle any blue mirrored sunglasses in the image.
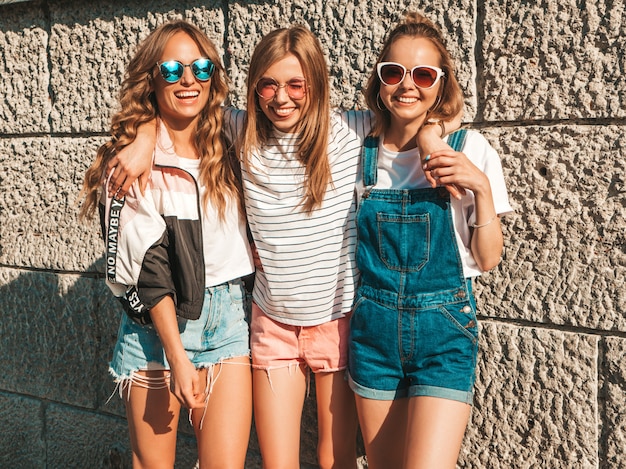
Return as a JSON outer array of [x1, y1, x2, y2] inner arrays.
[[157, 58, 215, 83]]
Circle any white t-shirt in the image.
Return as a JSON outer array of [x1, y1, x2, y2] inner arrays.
[[356, 130, 513, 278], [170, 146, 254, 288], [224, 108, 373, 326]]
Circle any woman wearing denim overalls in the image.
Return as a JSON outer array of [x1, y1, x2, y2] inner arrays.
[[347, 12, 513, 469]]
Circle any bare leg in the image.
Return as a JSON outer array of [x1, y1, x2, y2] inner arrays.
[[193, 357, 253, 469], [315, 371, 358, 469], [253, 365, 307, 469], [125, 370, 181, 469], [403, 396, 471, 469], [355, 395, 408, 469]]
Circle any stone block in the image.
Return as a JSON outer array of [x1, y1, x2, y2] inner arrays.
[[0, 3, 50, 134], [460, 322, 598, 468], [48, 0, 223, 134], [0, 393, 45, 468], [481, 0, 625, 120], [600, 337, 626, 468], [0, 136, 108, 271], [473, 126, 625, 331], [0, 268, 122, 413]]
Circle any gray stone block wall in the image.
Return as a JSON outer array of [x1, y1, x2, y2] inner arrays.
[[0, 0, 623, 468]]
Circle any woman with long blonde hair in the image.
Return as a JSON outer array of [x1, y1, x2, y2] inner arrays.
[[81, 21, 253, 469]]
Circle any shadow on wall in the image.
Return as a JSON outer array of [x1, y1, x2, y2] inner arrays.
[[0, 261, 346, 468], [0, 261, 202, 468]]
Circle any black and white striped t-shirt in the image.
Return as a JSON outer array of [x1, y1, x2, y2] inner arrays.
[[225, 108, 373, 326]]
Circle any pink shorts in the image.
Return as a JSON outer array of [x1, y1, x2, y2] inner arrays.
[[250, 303, 351, 373]]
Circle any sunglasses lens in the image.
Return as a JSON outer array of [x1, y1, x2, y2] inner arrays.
[[412, 67, 438, 88], [159, 61, 184, 83], [192, 58, 215, 81], [286, 79, 306, 99], [380, 64, 405, 85], [256, 78, 278, 99]]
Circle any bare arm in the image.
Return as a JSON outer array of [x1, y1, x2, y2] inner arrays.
[[107, 120, 157, 197], [149, 296, 207, 409], [468, 184, 503, 271]]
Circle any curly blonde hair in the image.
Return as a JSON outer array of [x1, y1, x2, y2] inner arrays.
[[239, 26, 331, 214], [80, 20, 240, 220], [365, 11, 464, 137]]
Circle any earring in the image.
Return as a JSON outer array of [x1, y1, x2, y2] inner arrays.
[[376, 93, 386, 111]]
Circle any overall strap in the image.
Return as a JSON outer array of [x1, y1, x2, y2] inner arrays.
[[361, 129, 467, 188], [361, 135, 379, 187], [447, 128, 468, 152]]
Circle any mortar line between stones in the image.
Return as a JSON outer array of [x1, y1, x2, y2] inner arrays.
[[1, 118, 625, 141], [478, 314, 626, 339]]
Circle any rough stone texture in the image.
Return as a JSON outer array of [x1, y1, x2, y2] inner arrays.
[[49, 0, 224, 134], [0, 268, 121, 410], [0, 137, 106, 271], [601, 337, 626, 469], [461, 322, 598, 468], [0, 0, 624, 468], [474, 126, 626, 331], [0, 3, 50, 134], [0, 393, 45, 468], [481, 0, 626, 121]]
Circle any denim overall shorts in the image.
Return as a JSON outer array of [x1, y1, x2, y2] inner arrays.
[[348, 130, 479, 404]]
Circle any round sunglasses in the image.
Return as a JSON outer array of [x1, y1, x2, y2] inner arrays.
[[377, 62, 445, 89], [156, 58, 215, 83], [255, 77, 308, 100]]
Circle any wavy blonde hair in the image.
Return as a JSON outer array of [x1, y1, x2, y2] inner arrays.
[[239, 26, 331, 213], [365, 11, 464, 137], [80, 20, 240, 220]]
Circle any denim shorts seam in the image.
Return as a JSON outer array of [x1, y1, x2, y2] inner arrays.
[[251, 360, 305, 371], [348, 373, 408, 401], [192, 351, 251, 369], [407, 384, 474, 405]]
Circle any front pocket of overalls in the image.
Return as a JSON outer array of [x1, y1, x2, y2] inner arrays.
[[438, 302, 479, 344], [376, 212, 429, 272]]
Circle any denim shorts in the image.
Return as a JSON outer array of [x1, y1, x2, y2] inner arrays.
[[348, 284, 479, 404], [109, 279, 250, 380]]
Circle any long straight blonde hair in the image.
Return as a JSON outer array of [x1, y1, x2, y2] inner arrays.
[[80, 20, 241, 220], [240, 26, 331, 213]]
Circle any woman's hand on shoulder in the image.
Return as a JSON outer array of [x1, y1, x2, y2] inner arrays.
[[107, 121, 157, 197]]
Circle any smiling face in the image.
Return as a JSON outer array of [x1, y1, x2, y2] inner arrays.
[[378, 36, 443, 130], [152, 31, 211, 129], [256, 53, 309, 134]]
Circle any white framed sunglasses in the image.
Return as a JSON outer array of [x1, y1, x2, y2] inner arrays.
[[377, 62, 445, 89]]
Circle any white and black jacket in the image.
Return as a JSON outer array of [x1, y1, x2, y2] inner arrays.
[[99, 150, 206, 325]]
